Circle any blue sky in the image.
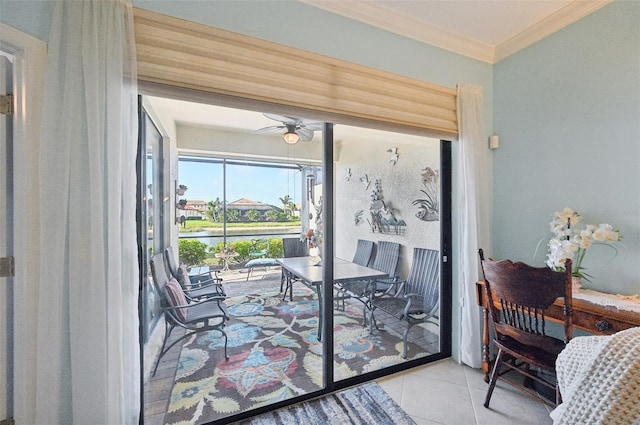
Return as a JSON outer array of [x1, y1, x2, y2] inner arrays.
[[178, 160, 303, 207]]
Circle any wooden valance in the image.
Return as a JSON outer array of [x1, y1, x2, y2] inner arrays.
[[133, 8, 458, 139]]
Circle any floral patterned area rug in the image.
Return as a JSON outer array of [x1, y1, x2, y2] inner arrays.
[[164, 287, 430, 424]]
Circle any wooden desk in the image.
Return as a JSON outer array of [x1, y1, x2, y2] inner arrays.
[[476, 280, 640, 382]]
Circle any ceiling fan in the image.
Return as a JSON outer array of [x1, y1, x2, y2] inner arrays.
[[254, 113, 323, 144]]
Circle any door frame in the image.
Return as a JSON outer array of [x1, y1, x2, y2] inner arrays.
[[0, 23, 46, 423]]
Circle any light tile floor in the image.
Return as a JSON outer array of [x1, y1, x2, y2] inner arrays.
[[377, 358, 554, 425]]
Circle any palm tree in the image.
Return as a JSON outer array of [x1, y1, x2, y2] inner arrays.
[[265, 209, 280, 222], [207, 197, 223, 222], [226, 209, 240, 222], [279, 195, 295, 218], [246, 209, 260, 222]]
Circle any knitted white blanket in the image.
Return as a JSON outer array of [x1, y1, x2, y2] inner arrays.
[[550, 327, 640, 425]]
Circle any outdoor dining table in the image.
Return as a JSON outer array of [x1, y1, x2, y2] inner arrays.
[[276, 256, 388, 340]]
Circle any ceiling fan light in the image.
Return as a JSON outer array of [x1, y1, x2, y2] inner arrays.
[[283, 131, 299, 144]]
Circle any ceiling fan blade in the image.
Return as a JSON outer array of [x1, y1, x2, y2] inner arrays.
[[300, 119, 324, 131], [263, 113, 299, 125], [254, 125, 285, 134], [297, 127, 314, 141]]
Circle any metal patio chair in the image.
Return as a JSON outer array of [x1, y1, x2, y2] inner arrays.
[[370, 247, 440, 359], [149, 253, 229, 376], [335, 241, 400, 324], [334, 239, 375, 310], [281, 237, 310, 300], [164, 246, 225, 299]]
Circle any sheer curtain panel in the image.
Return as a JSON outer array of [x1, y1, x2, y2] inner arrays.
[[34, 1, 140, 423], [456, 83, 491, 368]]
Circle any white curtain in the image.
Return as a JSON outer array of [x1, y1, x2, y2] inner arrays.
[[456, 83, 490, 368], [33, 1, 140, 423]]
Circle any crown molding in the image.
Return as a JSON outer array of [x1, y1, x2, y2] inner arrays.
[[298, 0, 495, 63], [298, 0, 613, 64], [494, 0, 614, 62]]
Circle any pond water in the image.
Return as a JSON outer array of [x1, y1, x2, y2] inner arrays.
[[180, 227, 301, 249]]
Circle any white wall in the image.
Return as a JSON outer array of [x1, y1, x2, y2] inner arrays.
[[335, 129, 441, 279]]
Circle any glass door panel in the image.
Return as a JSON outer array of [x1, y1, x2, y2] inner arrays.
[[332, 124, 443, 381], [140, 107, 165, 343], [162, 107, 326, 423], [175, 158, 223, 254]]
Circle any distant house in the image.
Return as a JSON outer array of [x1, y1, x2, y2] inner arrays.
[[293, 202, 302, 219], [227, 198, 279, 221], [181, 200, 207, 219]]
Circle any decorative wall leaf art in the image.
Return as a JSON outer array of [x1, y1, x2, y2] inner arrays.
[[359, 174, 371, 190], [345, 167, 352, 181], [354, 210, 364, 225], [368, 179, 406, 235], [412, 167, 439, 221], [386, 147, 399, 165]]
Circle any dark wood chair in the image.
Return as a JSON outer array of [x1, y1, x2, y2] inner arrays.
[[478, 249, 572, 408]]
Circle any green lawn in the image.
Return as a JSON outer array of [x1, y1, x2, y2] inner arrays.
[[180, 219, 301, 232]]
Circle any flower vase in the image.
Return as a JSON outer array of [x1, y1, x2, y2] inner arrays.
[[310, 245, 322, 266], [571, 276, 582, 292]]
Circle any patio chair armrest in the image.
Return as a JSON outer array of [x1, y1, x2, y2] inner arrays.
[[165, 294, 226, 311], [189, 271, 222, 283], [191, 294, 227, 304], [403, 294, 438, 317], [183, 278, 223, 291], [393, 279, 407, 296], [401, 296, 415, 318], [374, 276, 398, 285], [379, 279, 403, 296], [370, 276, 399, 295]]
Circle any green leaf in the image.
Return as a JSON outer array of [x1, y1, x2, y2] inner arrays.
[[270, 334, 301, 349], [210, 397, 240, 414], [249, 386, 293, 408]]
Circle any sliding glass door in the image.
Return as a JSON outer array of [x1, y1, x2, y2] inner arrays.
[[331, 125, 449, 384], [140, 96, 451, 424]]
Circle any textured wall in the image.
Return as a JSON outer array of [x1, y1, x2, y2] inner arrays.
[[334, 126, 441, 279], [494, 1, 640, 295]]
